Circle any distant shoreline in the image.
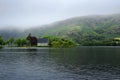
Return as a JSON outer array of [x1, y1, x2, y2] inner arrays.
[[1, 46, 120, 50]]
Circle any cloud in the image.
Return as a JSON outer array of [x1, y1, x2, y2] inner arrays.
[[0, 0, 120, 29], [0, 2, 8, 15]]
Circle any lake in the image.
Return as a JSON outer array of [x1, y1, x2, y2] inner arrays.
[[0, 47, 120, 80]]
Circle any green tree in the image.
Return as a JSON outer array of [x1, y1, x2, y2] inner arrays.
[[9, 38, 14, 46], [15, 38, 28, 47], [6, 38, 15, 46], [43, 36, 77, 48], [0, 36, 4, 46], [15, 39, 22, 46], [21, 39, 28, 46]]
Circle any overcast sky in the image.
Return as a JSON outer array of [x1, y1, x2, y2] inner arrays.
[[0, 0, 120, 29]]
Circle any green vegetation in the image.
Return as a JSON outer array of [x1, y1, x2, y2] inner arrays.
[[43, 36, 77, 48], [0, 35, 76, 48], [0, 36, 4, 46], [0, 14, 120, 46], [25, 14, 120, 46], [0, 46, 2, 49], [0, 36, 4, 49], [21, 14, 120, 46], [105, 38, 120, 46], [14, 38, 29, 47], [6, 38, 15, 46], [0, 36, 29, 47]]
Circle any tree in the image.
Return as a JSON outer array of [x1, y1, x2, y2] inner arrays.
[[15, 38, 28, 47], [6, 38, 15, 46], [9, 38, 14, 46], [43, 36, 77, 48], [15, 39, 22, 46], [112, 38, 120, 46], [21, 39, 28, 46], [0, 36, 4, 46]]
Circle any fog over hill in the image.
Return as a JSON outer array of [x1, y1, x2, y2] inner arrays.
[[0, 14, 120, 45]]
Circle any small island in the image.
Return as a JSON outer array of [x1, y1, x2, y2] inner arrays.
[[1, 33, 120, 49], [0, 34, 77, 48]]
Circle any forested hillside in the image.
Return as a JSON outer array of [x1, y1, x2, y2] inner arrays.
[[25, 14, 120, 45], [1, 14, 120, 45]]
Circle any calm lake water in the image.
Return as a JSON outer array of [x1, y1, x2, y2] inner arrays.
[[0, 47, 120, 80]]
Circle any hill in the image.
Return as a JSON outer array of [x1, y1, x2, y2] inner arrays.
[[25, 14, 120, 45], [0, 14, 120, 45], [0, 29, 23, 40]]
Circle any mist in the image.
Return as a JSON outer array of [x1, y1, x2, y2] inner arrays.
[[0, 0, 120, 29]]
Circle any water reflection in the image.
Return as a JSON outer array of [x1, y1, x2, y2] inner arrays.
[[50, 47, 120, 65], [49, 47, 120, 79], [0, 47, 120, 80]]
